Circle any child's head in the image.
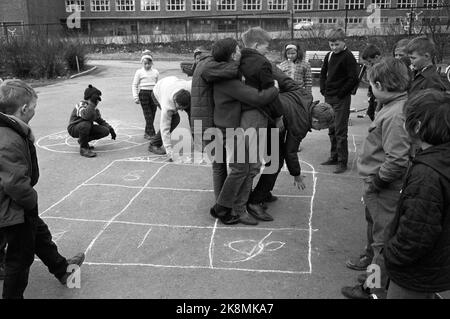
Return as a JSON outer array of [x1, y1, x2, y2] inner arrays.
[[212, 38, 240, 62], [327, 28, 346, 54], [393, 38, 410, 59], [84, 84, 102, 105], [405, 36, 436, 70], [193, 46, 207, 63], [173, 89, 191, 111], [362, 44, 382, 66], [0, 79, 38, 123], [404, 89, 450, 146], [311, 102, 334, 131], [367, 57, 410, 102], [241, 27, 271, 55], [140, 54, 153, 71], [283, 43, 303, 62]]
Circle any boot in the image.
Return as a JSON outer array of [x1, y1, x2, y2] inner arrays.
[[80, 147, 97, 158]]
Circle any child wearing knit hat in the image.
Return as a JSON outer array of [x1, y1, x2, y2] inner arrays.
[[278, 42, 312, 95], [132, 51, 159, 140]]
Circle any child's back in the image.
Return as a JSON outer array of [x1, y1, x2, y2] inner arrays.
[[239, 48, 274, 90]]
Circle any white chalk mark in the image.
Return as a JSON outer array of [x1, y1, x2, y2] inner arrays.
[[208, 219, 218, 269], [137, 228, 152, 248], [39, 161, 117, 217], [307, 166, 318, 274], [84, 163, 169, 255], [52, 230, 67, 243], [349, 134, 358, 174], [42, 142, 67, 147]]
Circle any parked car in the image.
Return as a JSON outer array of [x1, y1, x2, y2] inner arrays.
[[294, 21, 313, 30]]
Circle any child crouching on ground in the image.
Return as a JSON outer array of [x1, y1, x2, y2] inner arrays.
[[384, 89, 450, 299]]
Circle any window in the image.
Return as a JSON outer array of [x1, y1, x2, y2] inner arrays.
[[141, 0, 160, 10], [319, 0, 338, 10], [347, 17, 363, 24], [423, 0, 441, 9], [268, 0, 286, 10], [370, 0, 391, 9], [243, 0, 262, 10], [66, 0, 86, 12], [166, 0, 185, 11], [217, 0, 236, 10], [115, 0, 135, 11], [217, 19, 237, 31], [293, 0, 312, 10], [396, 0, 416, 8], [345, 0, 365, 10], [294, 18, 312, 23], [192, 0, 211, 10], [90, 0, 110, 11], [318, 18, 337, 24]]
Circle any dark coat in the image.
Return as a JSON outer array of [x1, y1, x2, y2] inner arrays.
[[190, 53, 239, 133], [384, 142, 450, 292], [272, 66, 314, 176], [408, 65, 447, 95], [0, 113, 39, 228], [239, 48, 274, 90]]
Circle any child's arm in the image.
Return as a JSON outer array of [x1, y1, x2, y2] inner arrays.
[[384, 165, 444, 267], [303, 63, 313, 95], [76, 102, 97, 121], [219, 80, 278, 110], [319, 53, 329, 96], [95, 110, 116, 139], [160, 108, 173, 155], [258, 61, 275, 90], [337, 54, 358, 98], [0, 137, 38, 212], [201, 60, 239, 83], [132, 69, 141, 102], [373, 113, 411, 190]]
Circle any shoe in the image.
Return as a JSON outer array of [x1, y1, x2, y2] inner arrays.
[[320, 158, 338, 165], [333, 163, 348, 174], [0, 264, 5, 281], [341, 284, 371, 299], [144, 133, 153, 140], [346, 254, 372, 271], [260, 202, 268, 210], [264, 194, 278, 203], [247, 203, 274, 221], [58, 253, 85, 285], [357, 273, 368, 284], [237, 209, 258, 226], [80, 147, 97, 158], [88, 144, 95, 150], [148, 145, 166, 155], [210, 207, 239, 225]]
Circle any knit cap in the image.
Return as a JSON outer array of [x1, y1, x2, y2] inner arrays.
[[84, 84, 102, 102]]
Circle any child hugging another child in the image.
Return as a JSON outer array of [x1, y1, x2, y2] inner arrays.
[[384, 89, 450, 299], [278, 42, 312, 95], [132, 51, 159, 139]]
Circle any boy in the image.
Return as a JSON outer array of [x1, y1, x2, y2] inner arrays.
[[148, 76, 191, 159], [341, 58, 412, 299], [0, 79, 85, 299], [320, 28, 359, 174], [385, 89, 450, 299], [361, 45, 382, 121], [67, 85, 117, 158], [406, 36, 447, 94]]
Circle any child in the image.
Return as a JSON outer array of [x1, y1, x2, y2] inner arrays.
[[393, 38, 410, 60], [406, 36, 446, 95], [0, 79, 85, 299], [278, 42, 312, 95], [341, 58, 412, 299], [361, 44, 382, 121], [67, 84, 116, 158], [132, 53, 159, 139], [385, 89, 450, 299], [148, 76, 191, 159], [319, 28, 359, 174]]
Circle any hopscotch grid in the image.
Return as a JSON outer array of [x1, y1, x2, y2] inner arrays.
[[208, 219, 218, 268]]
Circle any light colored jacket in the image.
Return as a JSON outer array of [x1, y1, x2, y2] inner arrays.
[[132, 67, 159, 100], [357, 93, 411, 185]]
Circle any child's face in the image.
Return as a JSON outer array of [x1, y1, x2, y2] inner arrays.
[[394, 47, 407, 59], [255, 41, 270, 56], [365, 55, 382, 66], [409, 51, 431, 70], [369, 80, 392, 103], [232, 45, 241, 62], [311, 118, 329, 131], [286, 49, 297, 61], [21, 98, 37, 124], [328, 40, 346, 54], [143, 59, 153, 70]]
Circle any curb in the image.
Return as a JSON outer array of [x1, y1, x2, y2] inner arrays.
[[70, 66, 98, 79]]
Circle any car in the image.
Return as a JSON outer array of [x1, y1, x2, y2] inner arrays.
[[294, 21, 313, 30]]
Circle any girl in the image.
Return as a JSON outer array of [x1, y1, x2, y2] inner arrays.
[[384, 89, 450, 299], [132, 53, 159, 139], [278, 42, 312, 95]]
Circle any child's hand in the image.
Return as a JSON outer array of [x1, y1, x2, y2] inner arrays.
[[274, 80, 279, 90], [294, 175, 306, 190], [109, 127, 117, 140], [275, 116, 285, 133], [134, 98, 140, 104]]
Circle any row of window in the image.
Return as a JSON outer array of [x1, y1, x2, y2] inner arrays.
[[65, 0, 444, 12]]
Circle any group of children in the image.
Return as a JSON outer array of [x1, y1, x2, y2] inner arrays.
[[1, 26, 449, 299]]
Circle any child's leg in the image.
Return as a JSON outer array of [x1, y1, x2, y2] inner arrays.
[[88, 125, 110, 142], [325, 96, 338, 161], [139, 90, 156, 137], [333, 96, 351, 166], [149, 112, 181, 149], [70, 121, 93, 148], [387, 280, 435, 299]]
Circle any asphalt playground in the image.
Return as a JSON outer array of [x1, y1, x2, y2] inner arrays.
[[0, 59, 424, 299]]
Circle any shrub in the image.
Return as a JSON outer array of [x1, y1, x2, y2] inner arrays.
[[63, 40, 88, 72]]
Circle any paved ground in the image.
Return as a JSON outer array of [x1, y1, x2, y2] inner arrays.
[[2, 59, 443, 299]]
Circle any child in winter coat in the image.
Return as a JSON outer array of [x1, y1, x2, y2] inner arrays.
[[278, 42, 312, 95]]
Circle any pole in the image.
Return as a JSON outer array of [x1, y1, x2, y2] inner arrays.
[[75, 55, 80, 73], [235, 15, 238, 40], [345, 7, 348, 34], [290, 10, 294, 40], [409, 6, 414, 36]]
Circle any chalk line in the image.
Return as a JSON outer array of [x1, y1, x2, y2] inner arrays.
[[208, 219, 218, 269], [84, 163, 169, 255], [137, 228, 152, 249], [307, 167, 318, 273]]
